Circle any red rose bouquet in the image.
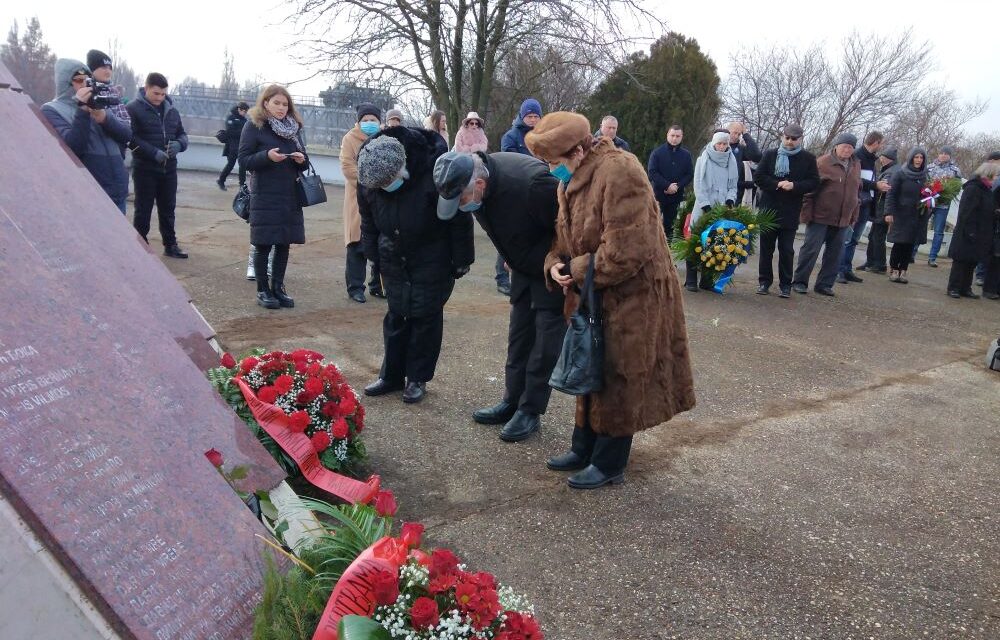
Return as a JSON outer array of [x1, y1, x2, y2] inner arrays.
[[209, 348, 367, 476]]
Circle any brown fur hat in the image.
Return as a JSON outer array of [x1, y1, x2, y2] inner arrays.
[[525, 111, 591, 161]]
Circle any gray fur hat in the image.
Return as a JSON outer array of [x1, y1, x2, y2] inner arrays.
[[358, 135, 406, 189], [831, 132, 858, 148]]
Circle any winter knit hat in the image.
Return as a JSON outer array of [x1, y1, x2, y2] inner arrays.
[[519, 98, 542, 119], [356, 102, 382, 122], [86, 49, 112, 71], [524, 111, 591, 161], [358, 135, 406, 189], [831, 132, 858, 148], [939, 145, 956, 157], [710, 131, 730, 146], [385, 109, 403, 123], [879, 147, 898, 163]]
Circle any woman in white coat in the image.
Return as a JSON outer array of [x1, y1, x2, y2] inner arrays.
[[685, 131, 738, 291]]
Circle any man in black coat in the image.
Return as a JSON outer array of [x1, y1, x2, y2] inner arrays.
[[357, 128, 475, 404], [754, 124, 820, 297], [127, 72, 189, 258], [593, 115, 630, 151], [838, 131, 889, 282], [727, 121, 762, 204], [434, 151, 565, 443], [647, 125, 693, 240], [859, 148, 898, 274], [218, 101, 248, 190]]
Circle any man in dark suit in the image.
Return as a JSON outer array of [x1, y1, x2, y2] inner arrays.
[[434, 151, 565, 443], [647, 125, 693, 241]]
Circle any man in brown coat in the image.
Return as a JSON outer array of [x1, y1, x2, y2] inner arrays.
[[791, 132, 862, 296]]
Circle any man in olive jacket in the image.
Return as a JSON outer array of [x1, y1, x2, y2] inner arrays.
[[434, 151, 565, 443], [754, 124, 819, 297], [791, 132, 862, 296]]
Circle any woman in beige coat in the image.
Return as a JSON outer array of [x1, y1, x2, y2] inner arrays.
[[342, 103, 384, 302], [526, 112, 696, 489]]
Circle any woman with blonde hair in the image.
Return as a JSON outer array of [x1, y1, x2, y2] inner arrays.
[[238, 84, 309, 309], [423, 109, 449, 147], [526, 112, 695, 489]]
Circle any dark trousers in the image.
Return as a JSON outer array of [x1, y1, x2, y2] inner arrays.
[[839, 201, 871, 274], [219, 153, 246, 186], [253, 243, 289, 291], [684, 258, 712, 289], [658, 199, 681, 242], [758, 227, 796, 288], [571, 398, 633, 474], [380, 308, 444, 383], [984, 256, 1000, 294], [792, 222, 849, 290], [132, 168, 178, 247], [495, 253, 510, 285], [889, 243, 913, 271], [346, 242, 381, 295], [948, 261, 977, 293], [503, 294, 566, 415], [866, 221, 888, 270]]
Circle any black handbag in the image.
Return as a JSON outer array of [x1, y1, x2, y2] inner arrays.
[[296, 162, 327, 207], [549, 254, 604, 395], [232, 182, 250, 222]]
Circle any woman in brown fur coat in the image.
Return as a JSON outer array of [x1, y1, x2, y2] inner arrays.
[[526, 112, 696, 489]]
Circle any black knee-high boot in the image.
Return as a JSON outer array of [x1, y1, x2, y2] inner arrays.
[[270, 245, 293, 308], [254, 244, 279, 309]]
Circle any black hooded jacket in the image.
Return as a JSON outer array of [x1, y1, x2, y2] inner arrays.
[[359, 127, 475, 318], [223, 105, 247, 157]]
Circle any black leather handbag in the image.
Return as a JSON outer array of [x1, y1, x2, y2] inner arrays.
[[232, 182, 250, 222], [296, 162, 327, 207], [549, 254, 604, 395]]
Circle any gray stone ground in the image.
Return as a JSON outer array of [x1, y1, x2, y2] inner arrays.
[[159, 171, 998, 639]]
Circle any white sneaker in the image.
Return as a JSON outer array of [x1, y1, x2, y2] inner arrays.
[[246, 245, 256, 280]]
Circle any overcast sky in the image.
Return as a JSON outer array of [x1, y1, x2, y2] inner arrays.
[[4, 0, 997, 134]]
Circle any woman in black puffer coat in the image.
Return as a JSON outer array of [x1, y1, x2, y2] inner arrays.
[[947, 163, 1000, 298], [357, 127, 475, 404], [885, 148, 928, 283], [238, 85, 309, 309]]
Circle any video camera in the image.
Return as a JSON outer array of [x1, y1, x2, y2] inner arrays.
[[84, 77, 121, 109]]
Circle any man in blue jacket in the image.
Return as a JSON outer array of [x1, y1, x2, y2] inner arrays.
[[647, 125, 693, 240], [127, 72, 189, 258], [42, 59, 131, 214]]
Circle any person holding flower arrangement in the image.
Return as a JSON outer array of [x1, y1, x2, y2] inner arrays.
[[754, 124, 819, 298], [526, 112, 695, 489], [926, 146, 964, 267], [686, 131, 739, 292], [885, 148, 929, 284], [947, 162, 1000, 299]]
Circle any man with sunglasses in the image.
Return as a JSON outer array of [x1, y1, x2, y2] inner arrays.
[[41, 59, 131, 214], [753, 124, 819, 297]]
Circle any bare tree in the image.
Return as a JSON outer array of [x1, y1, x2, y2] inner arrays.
[[722, 30, 934, 151], [220, 47, 239, 94], [106, 38, 139, 99], [283, 0, 660, 132], [883, 87, 988, 151]]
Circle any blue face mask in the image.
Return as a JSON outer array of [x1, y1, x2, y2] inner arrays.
[[383, 177, 405, 192], [550, 163, 573, 183], [458, 200, 482, 212], [359, 122, 380, 136]]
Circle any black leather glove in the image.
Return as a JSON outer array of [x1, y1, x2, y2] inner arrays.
[[725, 199, 735, 207], [166, 141, 181, 158], [701, 205, 711, 213], [154, 149, 169, 164], [453, 265, 470, 279]]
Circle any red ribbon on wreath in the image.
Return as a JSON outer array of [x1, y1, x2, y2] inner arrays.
[[920, 179, 943, 210]]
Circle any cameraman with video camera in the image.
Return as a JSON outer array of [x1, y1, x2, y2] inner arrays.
[[41, 58, 131, 213]]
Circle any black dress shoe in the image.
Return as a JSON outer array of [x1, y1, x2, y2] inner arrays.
[[814, 287, 835, 296], [497, 281, 512, 296], [369, 286, 386, 299], [778, 286, 791, 298], [216, 178, 227, 191], [256, 291, 280, 309], [350, 292, 367, 303], [546, 451, 589, 471], [792, 283, 808, 294], [364, 378, 404, 396], [947, 290, 961, 299], [499, 410, 540, 442], [856, 264, 868, 271], [985, 292, 1000, 300], [273, 283, 295, 308], [472, 400, 517, 425], [960, 290, 981, 299], [756, 284, 770, 295], [402, 381, 426, 404], [164, 245, 188, 259], [684, 282, 698, 292], [844, 272, 863, 283], [699, 280, 714, 291], [567, 464, 624, 489]]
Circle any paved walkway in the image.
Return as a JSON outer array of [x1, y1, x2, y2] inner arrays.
[[161, 172, 998, 639]]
